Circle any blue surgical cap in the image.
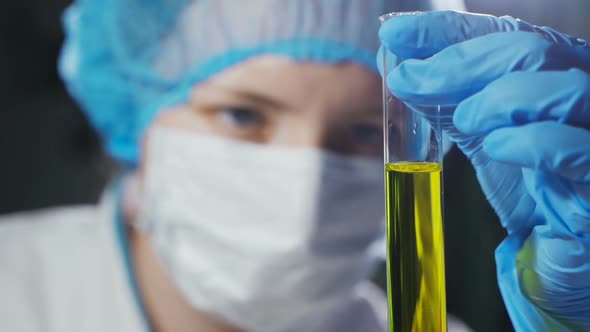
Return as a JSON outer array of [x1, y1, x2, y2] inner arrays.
[[59, 0, 464, 164]]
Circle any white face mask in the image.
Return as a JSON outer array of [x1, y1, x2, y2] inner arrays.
[[139, 127, 385, 332]]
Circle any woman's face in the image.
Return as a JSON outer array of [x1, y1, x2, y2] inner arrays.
[[153, 55, 383, 157]]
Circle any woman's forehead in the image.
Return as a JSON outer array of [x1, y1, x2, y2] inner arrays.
[[192, 55, 382, 110]]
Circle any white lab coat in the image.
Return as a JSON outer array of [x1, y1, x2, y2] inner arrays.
[[0, 192, 147, 332], [0, 189, 473, 332]]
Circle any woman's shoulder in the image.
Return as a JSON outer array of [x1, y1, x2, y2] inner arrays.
[[0, 202, 146, 332], [0, 204, 104, 249], [0, 188, 118, 247], [0, 194, 120, 274]]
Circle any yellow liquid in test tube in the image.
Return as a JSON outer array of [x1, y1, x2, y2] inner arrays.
[[385, 162, 446, 332]]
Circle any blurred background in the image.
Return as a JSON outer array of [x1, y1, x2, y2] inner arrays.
[[0, 1, 588, 331]]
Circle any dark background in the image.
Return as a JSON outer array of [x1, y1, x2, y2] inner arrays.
[[0, 1, 588, 331]]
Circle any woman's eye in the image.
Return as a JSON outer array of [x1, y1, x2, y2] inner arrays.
[[350, 123, 382, 146], [218, 107, 265, 129]]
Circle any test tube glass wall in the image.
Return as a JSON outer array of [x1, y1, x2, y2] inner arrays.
[[380, 12, 447, 332]]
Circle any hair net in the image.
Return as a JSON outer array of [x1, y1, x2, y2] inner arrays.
[[59, 0, 463, 164]]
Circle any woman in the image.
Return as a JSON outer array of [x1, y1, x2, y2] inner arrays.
[[0, 0, 469, 332]]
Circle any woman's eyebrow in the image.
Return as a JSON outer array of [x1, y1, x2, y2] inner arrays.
[[233, 90, 285, 109], [190, 84, 286, 109]]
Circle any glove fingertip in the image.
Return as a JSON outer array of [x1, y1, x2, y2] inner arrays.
[[379, 13, 436, 60], [482, 128, 516, 159], [453, 101, 476, 134], [386, 63, 420, 102], [376, 46, 385, 77]]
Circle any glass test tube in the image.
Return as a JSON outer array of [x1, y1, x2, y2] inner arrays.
[[380, 12, 447, 332]]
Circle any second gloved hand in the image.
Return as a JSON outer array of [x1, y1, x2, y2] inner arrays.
[[379, 11, 590, 332]]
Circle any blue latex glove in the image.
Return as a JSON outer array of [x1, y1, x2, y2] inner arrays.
[[379, 11, 590, 331]]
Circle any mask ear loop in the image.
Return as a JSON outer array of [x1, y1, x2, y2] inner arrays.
[[112, 175, 156, 332], [124, 173, 152, 234]]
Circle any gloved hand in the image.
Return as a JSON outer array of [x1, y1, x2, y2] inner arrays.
[[379, 11, 590, 331]]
